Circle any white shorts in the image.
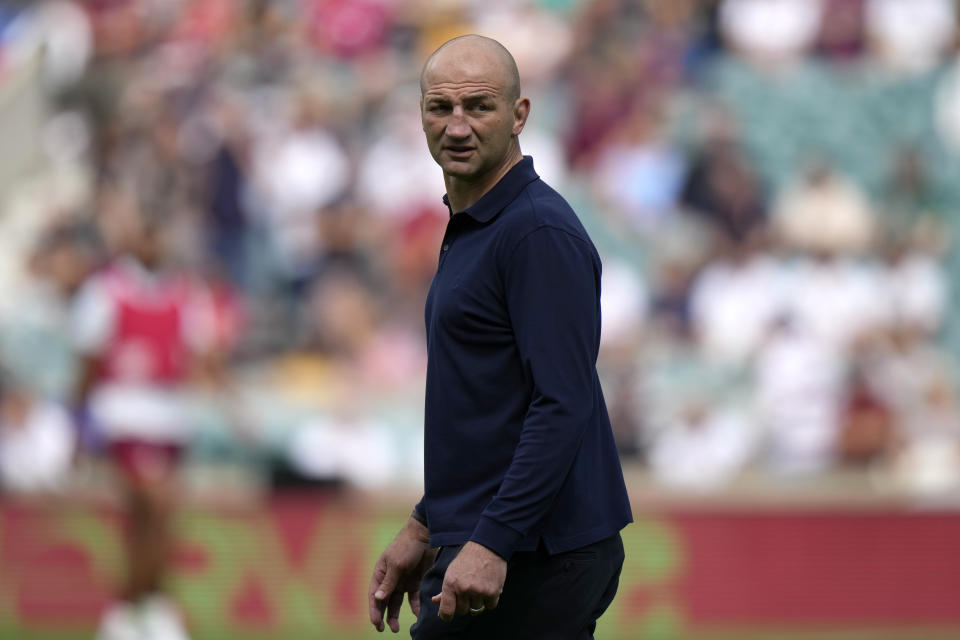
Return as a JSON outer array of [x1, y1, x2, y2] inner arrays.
[[89, 383, 189, 443]]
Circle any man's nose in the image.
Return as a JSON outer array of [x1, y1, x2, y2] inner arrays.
[[445, 108, 471, 139]]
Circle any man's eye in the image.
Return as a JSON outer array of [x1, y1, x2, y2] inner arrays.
[[474, 103, 490, 111]]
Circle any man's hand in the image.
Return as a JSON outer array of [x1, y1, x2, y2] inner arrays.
[[431, 541, 506, 621], [369, 516, 435, 633]]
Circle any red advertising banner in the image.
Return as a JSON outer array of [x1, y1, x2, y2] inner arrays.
[[1, 494, 959, 639]]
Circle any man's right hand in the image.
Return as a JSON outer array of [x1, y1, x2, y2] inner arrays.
[[368, 515, 435, 633]]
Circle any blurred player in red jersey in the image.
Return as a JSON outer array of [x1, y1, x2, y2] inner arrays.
[[72, 210, 221, 640]]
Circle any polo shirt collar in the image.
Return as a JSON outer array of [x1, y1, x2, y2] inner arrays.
[[441, 156, 540, 222]]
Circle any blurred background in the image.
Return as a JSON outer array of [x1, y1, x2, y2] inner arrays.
[[1, 0, 960, 638]]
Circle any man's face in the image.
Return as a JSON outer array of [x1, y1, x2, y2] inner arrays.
[[420, 52, 526, 184]]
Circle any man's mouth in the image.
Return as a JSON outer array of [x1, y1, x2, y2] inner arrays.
[[445, 146, 475, 157]]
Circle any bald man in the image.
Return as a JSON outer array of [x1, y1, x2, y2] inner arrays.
[[368, 35, 632, 639]]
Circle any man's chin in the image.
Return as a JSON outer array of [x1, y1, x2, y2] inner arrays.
[[440, 159, 480, 179]]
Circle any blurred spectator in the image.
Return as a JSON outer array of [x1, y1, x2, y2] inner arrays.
[[639, 322, 755, 488], [202, 92, 254, 291], [635, 0, 706, 87], [0, 221, 98, 400], [785, 250, 891, 352], [83, 0, 147, 59], [680, 122, 767, 247], [720, 0, 823, 67], [565, 2, 644, 169], [601, 355, 645, 459], [304, 0, 394, 60], [0, 369, 75, 494], [599, 258, 649, 350], [0, 1, 92, 90], [836, 361, 896, 466], [888, 421, 960, 495], [936, 54, 960, 153], [565, 60, 636, 168], [169, 0, 238, 49], [754, 317, 846, 475], [597, 256, 649, 458], [865, 326, 960, 493], [592, 98, 686, 233], [815, 0, 866, 62], [648, 401, 756, 491], [865, 0, 957, 74], [301, 266, 423, 388], [382, 204, 447, 322], [689, 234, 784, 365], [282, 411, 400, 490], [878, 147, 947, 237], [248, 90, 350, 297], [643, 213, 716, 343], [773, 162, 876, 256], [864, 326, 958, 442], [882, 223, 949, 337]]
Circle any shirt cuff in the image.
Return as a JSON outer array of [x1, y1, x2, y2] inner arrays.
[[470, 515, 523, 561], [412, 498, 428, 528]]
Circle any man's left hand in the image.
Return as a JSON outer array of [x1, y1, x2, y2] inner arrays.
[[432, 541, 507, 621]]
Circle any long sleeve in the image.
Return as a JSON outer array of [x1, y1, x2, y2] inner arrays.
[[469, 226, 602, 559]]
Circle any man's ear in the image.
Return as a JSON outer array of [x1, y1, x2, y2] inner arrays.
[[512, 98, 531, 136]]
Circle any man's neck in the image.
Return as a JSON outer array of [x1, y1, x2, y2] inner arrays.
[[444, 149, 523, 214]]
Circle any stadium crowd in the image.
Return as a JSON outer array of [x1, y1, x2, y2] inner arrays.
[[1, 0, 959, 497]]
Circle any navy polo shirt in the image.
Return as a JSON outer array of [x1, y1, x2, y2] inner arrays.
[[414, 156, 632, 560]]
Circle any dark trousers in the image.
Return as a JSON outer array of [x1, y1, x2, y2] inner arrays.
[[410, 533, 624, 640]]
